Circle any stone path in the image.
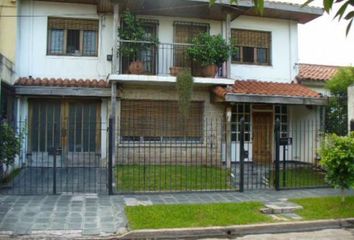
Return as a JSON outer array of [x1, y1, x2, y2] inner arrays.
[[123, 188, 354, 206], [0, 194, 126, 237], [0, 188, 353, 238]]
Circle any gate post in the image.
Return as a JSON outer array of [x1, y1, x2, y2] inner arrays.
[[108, 117, 113, 195], [275, 118, 281, 191], [52, 122, 58, 195], [239, 117, 245, 192]]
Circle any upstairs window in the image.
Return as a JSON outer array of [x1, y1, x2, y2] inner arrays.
[[47, 17, 99, 56], [231, 29, 271, 65]]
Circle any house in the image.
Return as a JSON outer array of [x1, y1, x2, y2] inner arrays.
[[0, 0, 17, 121], [296, 63, 339, 96], [9, 0, 329, 193]]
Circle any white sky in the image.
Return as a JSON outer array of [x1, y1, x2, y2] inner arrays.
[[275, 0, 354, 66]]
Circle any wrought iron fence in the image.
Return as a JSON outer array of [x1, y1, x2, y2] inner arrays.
[[116, 40, 225, 77], [0, 116, 329, 195], [0, 120, 108, 195]]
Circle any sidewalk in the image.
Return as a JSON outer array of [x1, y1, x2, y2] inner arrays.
[[0, 188, 352, 238]]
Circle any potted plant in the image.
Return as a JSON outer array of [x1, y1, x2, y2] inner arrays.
[[187, 33, 232, 77], [118, 11, 158, 74]]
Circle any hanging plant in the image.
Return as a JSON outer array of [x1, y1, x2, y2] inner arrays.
[[176, 70, 194, 118]]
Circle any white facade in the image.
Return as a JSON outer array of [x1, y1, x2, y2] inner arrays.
[[17, 1, 299, 82], [231, 16, 298, 83], [17, 1, 113, 80]]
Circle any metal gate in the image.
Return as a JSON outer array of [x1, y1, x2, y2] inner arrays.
[[0, 101, 108, 195]]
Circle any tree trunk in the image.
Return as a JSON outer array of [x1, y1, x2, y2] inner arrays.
[[341, 188, 346, 203]]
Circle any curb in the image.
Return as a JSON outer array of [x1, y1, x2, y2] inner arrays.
[[118, 218, 354, 239]]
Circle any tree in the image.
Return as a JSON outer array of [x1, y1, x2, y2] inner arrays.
[[325, 67, 354, 136], [209, 0, 354, 34], [320, 133, 354, 202]]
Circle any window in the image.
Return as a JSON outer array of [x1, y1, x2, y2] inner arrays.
[[231, 29, 271, 65], [231, 104, 251, 142], [47, 18, 99, 56], [173, 22, 209, 69], [120, 100, 204, 143], [275, 105, 288, 138]]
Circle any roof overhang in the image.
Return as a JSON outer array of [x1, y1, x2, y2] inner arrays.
[[223, 93, 328, 105], [15, 86, 111, 97], [115, 0, 323, 23]]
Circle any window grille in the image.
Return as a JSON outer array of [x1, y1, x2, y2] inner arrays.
[[47, 17, 99, 56]]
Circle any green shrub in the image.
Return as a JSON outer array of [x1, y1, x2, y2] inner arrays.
[[0, 121, 23, 180], [187, 33, 233, 67], [319, 133, 354, 201]]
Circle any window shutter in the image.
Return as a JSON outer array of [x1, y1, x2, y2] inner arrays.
[[232, 29, 271, 48]]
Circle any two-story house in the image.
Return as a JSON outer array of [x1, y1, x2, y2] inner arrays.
[[0, 0, 17, 121], [11, 0, 328, 192]]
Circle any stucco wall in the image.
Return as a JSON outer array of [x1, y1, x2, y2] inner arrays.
[[231, 16, 298, 83], [0, 0, 17, 84], [17, 0, 113, 79]]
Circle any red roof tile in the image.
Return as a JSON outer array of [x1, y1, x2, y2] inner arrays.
[[214, 80, 321, 98], [15, 77, 110, 88], [297, 63, 339, 82]]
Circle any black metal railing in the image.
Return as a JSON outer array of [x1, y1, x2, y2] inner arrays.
[[0, 116, 329, 195], [116, 40, 225, 77]]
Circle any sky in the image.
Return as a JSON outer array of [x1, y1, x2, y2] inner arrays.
[[280, 0, 354, 66]]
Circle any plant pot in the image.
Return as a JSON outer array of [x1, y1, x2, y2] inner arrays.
[[202, 64, 218, 78], [128, 61, 145, 74], [169, 67, 191, 76]]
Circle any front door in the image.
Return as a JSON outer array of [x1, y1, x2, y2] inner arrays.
[[252, 112, 273, 164]]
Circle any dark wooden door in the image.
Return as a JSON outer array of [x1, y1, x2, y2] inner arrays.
[[252, 112, 273, 164]]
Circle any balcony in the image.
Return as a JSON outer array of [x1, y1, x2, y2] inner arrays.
[[109, 40, 235, 86]]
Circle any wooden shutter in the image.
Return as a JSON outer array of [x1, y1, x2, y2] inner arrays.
[[120, 100, 203, 138], [232, 29, 271, 48], [48, 17, 99, 31]]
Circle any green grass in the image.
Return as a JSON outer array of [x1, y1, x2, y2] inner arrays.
[[125, 202, 272, 229], [292, 196, 354, 220], [0, 168, 21, 185], [115, 165, 232, 192], [271, 167, 327, 188]]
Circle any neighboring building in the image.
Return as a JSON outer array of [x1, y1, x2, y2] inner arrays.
[[348, 85, 354, 132], [0, 0, 17, 121], [12, 0, 327, 185], [296, 63, 339, 96]]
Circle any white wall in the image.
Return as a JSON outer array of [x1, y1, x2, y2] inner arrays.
[[17, 0, 113, 79], [348, 85, 354, 132], [230, 16, 298, 83]]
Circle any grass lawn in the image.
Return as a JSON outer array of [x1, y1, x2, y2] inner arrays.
[[125, 202, 272, 229], [292, 196, 354, 220], [270, 167, 327, 188], [115, 165, 233, 192]]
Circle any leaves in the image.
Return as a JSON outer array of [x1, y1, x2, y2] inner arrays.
[[176, 70, 194, 118], [187, 33, 233, 67]]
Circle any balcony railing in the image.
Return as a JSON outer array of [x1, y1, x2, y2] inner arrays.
[[116, 40, 225, 78]]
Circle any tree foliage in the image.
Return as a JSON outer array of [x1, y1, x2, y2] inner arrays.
[[326, 67, 354, 96], [0, 121, 23, 179], [320, 133, 354, 201], [324, 67, 354, 136], [209, 0, 354, 34]]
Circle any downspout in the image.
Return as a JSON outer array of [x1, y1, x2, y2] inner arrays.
[[288, 20, 292, 83]]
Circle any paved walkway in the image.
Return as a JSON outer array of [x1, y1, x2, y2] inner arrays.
[[0, 188, 353, 238]]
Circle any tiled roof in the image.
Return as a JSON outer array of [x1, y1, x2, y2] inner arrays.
[[214, 80, 321, 98], [15, 77, 110, 88], [297, 63, 339, 82]]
